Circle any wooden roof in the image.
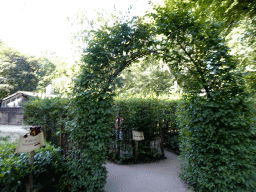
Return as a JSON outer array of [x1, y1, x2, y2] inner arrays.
[[2, 91, 58, 101]]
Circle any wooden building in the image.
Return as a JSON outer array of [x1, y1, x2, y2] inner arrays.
[[0, 84, 57, 125]]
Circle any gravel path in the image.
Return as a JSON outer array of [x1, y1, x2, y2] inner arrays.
[[0, 125, 30, 143], [104, 150, 193, 192], [0, 125, 30, 133]]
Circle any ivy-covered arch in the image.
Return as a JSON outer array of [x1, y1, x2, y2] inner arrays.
[[67, 4, 256, 192]]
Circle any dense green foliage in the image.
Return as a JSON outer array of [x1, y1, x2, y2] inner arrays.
[[226, 17, 256, 96], [35, 51, 81, 96], [0, 141, 70, 192], [186, 0, 256, 36], [16, 1, 256, 191], [22, 97, 71, 147], [164, 131, 180, 154], [150, 3, 256, 191], [0, 41, 79, 99], [177, 97, 256, 191], [65, 15, 158, 191], [115, 56, 177, 96], [66, 1, 256, 191], [170, 0, 256, 97], [0, 41, 41, 99], [108, 93, 179, 163]]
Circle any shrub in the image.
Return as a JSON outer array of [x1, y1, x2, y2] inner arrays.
[[22, 96, 72, 148], [0, 140, 70, 192]]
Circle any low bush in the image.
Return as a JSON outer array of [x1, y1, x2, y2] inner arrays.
[[0, 140, 71, 192]]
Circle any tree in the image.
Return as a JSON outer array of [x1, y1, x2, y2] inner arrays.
[[34, 56, 56, 93], [34, 51, 81, 97], [184, 0, 256, 36], [0, 42, 75, 99], [160, 0, 256, 96], [115, 56, 177, 96], [226, 17, 256, 96], [0, 41, 40, 99]]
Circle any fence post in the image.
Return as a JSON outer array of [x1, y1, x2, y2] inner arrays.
[[116, 112, 121, 160], [135, 140, 138, 162], [159, 120, 165, 158], [43, 116, 47, 139], [7, 111, 10, 125]]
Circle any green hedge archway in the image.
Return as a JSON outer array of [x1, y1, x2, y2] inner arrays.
[[67, 5, 256, 192]]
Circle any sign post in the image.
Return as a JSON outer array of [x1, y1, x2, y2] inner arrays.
[[132, 130, 144, 162], [15, 126, 45, 192], [27, 151, 34, 192], [135, 140, 138, 162]]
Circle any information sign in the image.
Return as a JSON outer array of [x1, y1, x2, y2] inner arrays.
[[132, 130, 144, 141], [15, 132, 45, 153]]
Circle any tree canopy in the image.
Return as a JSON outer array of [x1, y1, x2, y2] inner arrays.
[[115, 56, 176, 96], [0, 42, 79, 99], [184, 0, 256, 36], [0, 41, 40, 99]]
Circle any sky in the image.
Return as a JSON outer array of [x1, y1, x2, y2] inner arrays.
[[0, 0, 163, 64]]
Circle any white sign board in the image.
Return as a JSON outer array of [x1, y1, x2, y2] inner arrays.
[[15, 132, 46, 153], [132, 130, 144, 141]]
